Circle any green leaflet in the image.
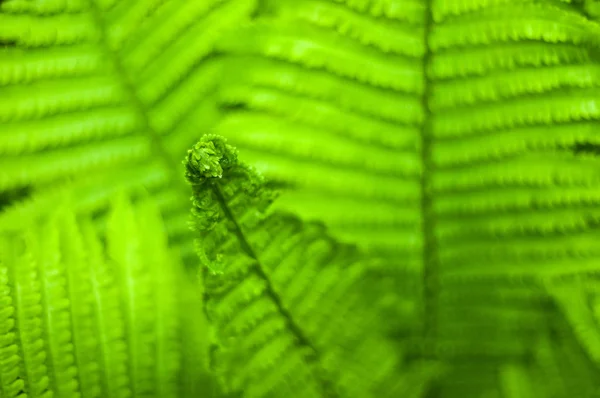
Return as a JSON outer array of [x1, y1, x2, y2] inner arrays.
[[0, 196, 207, 398], [184, 135, 442, 397]]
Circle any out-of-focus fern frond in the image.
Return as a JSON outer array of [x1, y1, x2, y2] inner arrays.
[[214, 0, 600, 274], [183, 135, 442, 398], [425, 4, 600, 389], [213, 0, 426, 263], [0, 0, 256, 261], [426, 1, 600, 281], [0, 195, 208, 398]]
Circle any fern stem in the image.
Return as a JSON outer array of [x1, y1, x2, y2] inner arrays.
[[421, 0, 439, 356]]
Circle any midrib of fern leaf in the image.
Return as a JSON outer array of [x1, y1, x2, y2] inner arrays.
[[183, 135, 441, 398], [0, 0, 255, 261]]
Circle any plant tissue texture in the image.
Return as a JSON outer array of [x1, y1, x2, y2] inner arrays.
[[2, 0, 600, 397], [0, 197, 208, 397]]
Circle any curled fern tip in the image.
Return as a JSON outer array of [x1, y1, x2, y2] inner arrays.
[[184, 135, 238, 184]]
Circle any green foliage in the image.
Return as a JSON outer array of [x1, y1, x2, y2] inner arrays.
[[2, 0, 600, 397], [0, 196, 208, 398], [211, 1, 600, 394], [0, 0, 258, 262], [184, 135, 442, 397]]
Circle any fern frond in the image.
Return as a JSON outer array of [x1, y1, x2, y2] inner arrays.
[[0, 195, 205, 398], [408, 1, 600, 290], [0, 0, 255, 248], [211, 1, 425, 258], [211, 0, 600, 277], [183, 135, 427, 398]]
